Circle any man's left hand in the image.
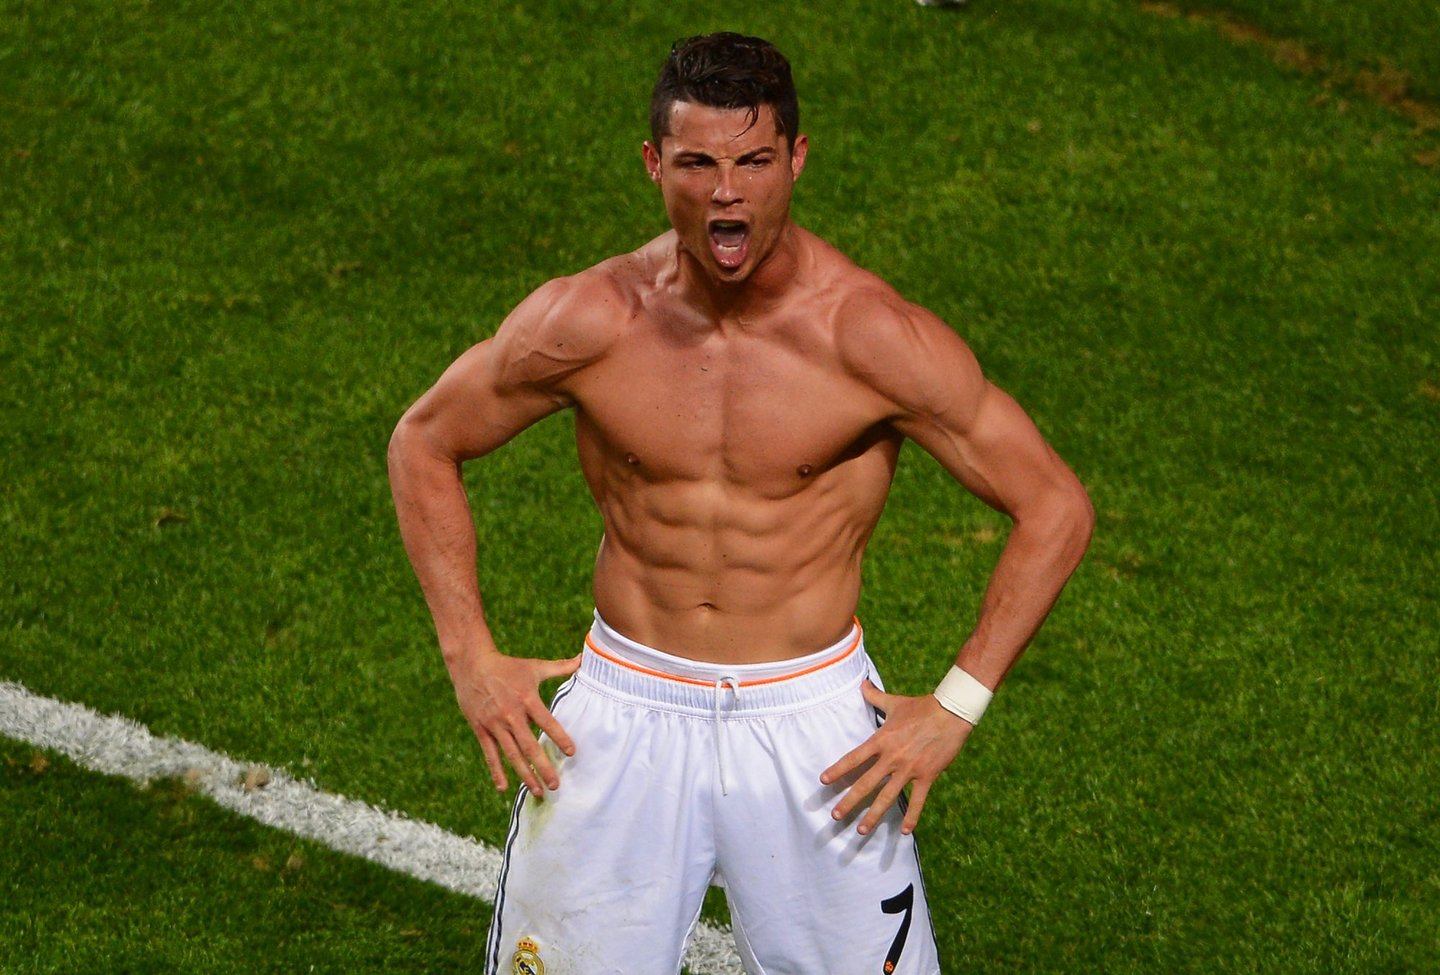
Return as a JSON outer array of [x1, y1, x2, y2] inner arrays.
[[821, 680, 972, 836]]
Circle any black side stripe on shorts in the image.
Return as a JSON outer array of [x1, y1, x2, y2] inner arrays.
[[485, 782, 530, 974], [908, 824, 940, 964], [485, 675, 580, 975]]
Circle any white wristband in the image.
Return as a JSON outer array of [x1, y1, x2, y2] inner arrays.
[[933, 666, 993, 725]]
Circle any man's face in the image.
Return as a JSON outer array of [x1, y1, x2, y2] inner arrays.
[[643, 101, 808, 286]]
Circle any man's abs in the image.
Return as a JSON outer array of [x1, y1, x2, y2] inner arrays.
[[586, 436, 900, 663]]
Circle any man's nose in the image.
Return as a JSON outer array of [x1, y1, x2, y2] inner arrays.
[[711, 163, 742, 205]]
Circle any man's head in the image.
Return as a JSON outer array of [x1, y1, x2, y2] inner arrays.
[[649, 33, 800, 151], [644, 34, 808, 287]]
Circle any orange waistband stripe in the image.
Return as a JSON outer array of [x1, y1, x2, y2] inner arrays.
[[583, 619, 864, 688]]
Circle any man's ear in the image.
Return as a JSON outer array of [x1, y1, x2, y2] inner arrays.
[[789, 133, 809, 181], [642, 141, 663, 185]]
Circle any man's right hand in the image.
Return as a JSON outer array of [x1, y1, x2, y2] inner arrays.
[[449, 651, 582, 796]]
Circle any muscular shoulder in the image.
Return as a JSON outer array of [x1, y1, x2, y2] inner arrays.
[[489, 252, 649, 396], [827, 265, 986, 428]]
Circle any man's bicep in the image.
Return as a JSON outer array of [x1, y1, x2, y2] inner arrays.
[[401, 339, 569, 462], [399, 273, 616, 462], [901, 381, 1077, 517]]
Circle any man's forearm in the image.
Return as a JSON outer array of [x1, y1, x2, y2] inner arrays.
[[956, 484, 1094, 688], [387, 421, 495, 664]]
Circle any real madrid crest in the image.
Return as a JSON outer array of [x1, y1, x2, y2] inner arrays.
[[512, 936, 545, 975]]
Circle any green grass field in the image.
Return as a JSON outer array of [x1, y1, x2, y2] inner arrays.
[[3, 0, 1437, 972]]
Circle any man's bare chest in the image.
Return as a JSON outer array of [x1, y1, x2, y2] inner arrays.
[[567, 325, 892, 486]]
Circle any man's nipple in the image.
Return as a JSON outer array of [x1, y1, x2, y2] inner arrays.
[[797, 464, 813, 477]]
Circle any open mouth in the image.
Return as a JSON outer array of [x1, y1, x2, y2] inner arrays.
[[707, 219, 750, 270]]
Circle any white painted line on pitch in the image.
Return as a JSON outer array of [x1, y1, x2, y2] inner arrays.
[[0, 680, 745, 975]]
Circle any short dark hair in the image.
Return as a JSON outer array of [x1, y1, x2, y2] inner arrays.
[[649, 33, 800, 149]]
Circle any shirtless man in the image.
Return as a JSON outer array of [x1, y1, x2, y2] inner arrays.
[[389, 32, 1092, 975]]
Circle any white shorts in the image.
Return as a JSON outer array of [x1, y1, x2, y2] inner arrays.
[[485, 613, 941, 975]]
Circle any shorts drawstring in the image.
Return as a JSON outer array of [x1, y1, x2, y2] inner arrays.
[[713, 676, 741, 796], [584, 612, 866, 800]]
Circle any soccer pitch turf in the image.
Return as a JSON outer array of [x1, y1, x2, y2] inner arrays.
[[2, 1, 1437, 972]]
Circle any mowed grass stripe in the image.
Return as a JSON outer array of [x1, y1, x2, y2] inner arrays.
[[1139, 0, 1440, 161], [0, 680, 746, 975]]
